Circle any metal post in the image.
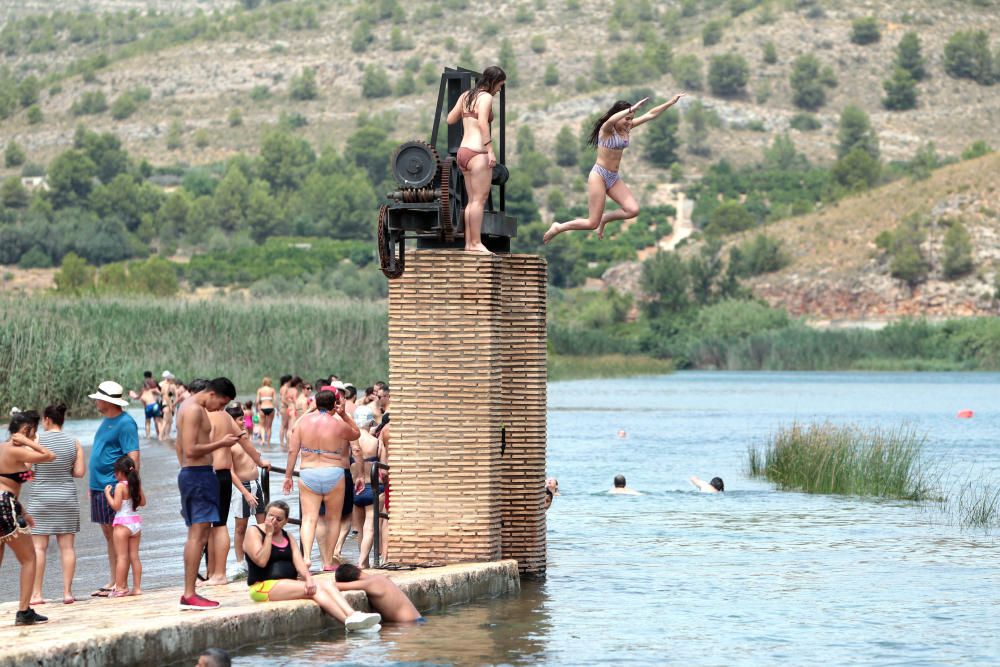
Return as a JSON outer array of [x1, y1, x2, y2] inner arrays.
[[370, 462, 390, 568]]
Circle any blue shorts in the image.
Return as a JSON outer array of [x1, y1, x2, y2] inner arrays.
[[145, 403, 162, 419], [90, 489, 116, 525], [299, 467, 345, 496], [354, 483, 384, 508], [178, 465, 220, 526]]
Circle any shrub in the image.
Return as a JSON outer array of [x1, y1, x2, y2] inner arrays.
[[530, 35, 546, 53], [961, 140, 993, 160], [70, 90, 108, 116], [702, 20, 724, 46], [730, 234, 790, 276], [110, 92, 138, 120], [673, 55, 703, 90], [351, 22, 373, 53], [832, 147, 881, 191], [850, 17, 880, 45], [389, 26, 414, 51], [708, 53, 749, 97], [883, 67, 917, 111], [193, 129, 210, 149], [166, 120, 183, 150], [4, 141, 25, 168], [705, 201, 754, 235], [499, 38, 518, 86], [944, 30, 994, 85], [395, 72, 416, 96], [643, 107, 681, 167], [942, 221, 974, 279], [289, 67, 319, 101], [789, 113, 821, 131], [228, 108, 243, 127], [837, 105, 879, 160], [26, 104, 42, 124], [361, 65, 392, 98], [554, 126, 577, 167], [53, 252, 95, 293], [543, 63, 559, 86], [762, 41, 777, 64], [881, 214, 929, 287], [250, 85, 270, 101]]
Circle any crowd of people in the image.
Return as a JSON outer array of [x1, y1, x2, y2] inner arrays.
[[1, 372, 408, 632]]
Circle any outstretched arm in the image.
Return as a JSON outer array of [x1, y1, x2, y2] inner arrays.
[[631, 93, 685, 128], [689, 475, 714, 492], [601, 97, 650, 135]]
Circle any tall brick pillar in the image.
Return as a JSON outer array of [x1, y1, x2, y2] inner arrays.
[[499, 255, 548, 578], [387, 250, 503, 564]]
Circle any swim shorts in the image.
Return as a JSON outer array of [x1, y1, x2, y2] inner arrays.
[[231, 479, 264, 520], [213, 469, 232, 528], [249, 579, 278, 603], [178, 465, 220, 527]]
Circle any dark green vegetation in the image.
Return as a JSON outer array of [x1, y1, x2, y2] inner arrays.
[[747, 423, 934, 500], [0, 297, 387, 415]]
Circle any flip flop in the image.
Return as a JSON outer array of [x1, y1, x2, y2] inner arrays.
[[90, 588, 112, 598], [322, 564, 339, 572]]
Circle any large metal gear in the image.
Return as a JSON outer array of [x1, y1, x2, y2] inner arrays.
[[447, 159, 463, 241], [391, 140, 440, 189], [377, 204, 405, 279], [439, 161, 453, 243]]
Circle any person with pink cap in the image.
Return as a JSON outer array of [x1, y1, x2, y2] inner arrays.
[[86, 380, 140, 598]]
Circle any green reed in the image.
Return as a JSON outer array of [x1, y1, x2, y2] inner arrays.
[[0, 296, 387, 416], [947, 481, 1000, 530], [747, 422, 934, 500], [548, 354, 674, 381]]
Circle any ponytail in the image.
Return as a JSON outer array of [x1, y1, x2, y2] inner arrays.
[[114, 456, 142, 507]]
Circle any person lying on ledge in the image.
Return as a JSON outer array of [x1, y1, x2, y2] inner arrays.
[[334, 563, 424, 623], [243, 500, 381, 632], [689, 476, 724, 493]]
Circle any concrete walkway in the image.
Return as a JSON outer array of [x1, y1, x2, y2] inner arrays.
[[0, 560, 520, 667]]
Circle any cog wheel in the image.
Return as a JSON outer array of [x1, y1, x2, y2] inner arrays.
[[377, 205, 405, 279], [439, 161, 453, 243], [449, 158, 464, 241], [391, 140, 441, 189]]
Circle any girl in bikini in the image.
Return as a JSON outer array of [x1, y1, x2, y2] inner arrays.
[[543, 92, 685, 244], [104, 456, 145, 597], [256, 377, 276, 447], [446, 65, 506, 253]]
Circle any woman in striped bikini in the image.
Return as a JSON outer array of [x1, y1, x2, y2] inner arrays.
[[446, 65, 506, 253], [543, 92, 685, 244]]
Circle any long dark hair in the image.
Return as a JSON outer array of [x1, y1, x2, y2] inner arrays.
[[43, 403, 68, 427], [114, 456, 142, 508], [464, 65, 506, 111], [587, 100, 632, 147], [8, 410, 40, 435]]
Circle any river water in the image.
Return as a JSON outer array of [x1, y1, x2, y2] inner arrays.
[[7, 372, 1000, 665]]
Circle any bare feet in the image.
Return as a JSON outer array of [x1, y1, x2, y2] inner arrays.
[[129, 589, 142, 596], [196, 576, 228, 587], [464, 243, 492, 254], [29, 597, 47, 605], [63, 596, 75, 605], [597, 222, 607, 240], [542, 222, 561, 244]]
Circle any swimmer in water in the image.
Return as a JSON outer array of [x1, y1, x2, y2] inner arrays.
[[608, 474, 641, 495], [689, 476, 724, 493]]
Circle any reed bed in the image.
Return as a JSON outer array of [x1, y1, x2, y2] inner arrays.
[[747, 422, 934, 500], [0, 296, 388, 415], [548, 354, 673, 381]]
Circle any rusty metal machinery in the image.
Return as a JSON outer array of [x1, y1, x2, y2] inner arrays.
[[378, 67, 517, 279]]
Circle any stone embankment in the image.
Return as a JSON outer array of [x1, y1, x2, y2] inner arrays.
[[0, 560, 519, 667]]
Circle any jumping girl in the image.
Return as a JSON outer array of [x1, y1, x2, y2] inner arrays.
[[446, 65, 506, 253], [103, 456, 145, 597], [543, 92, 685, 244]]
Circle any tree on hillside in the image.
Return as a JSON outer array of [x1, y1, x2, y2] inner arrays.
[[895, 32, 926, 81], [257, 129, 316, 192], [245, 179, 282, 243], [790, 55, 831, 110], [685, 100, 711, 157], [517, 126, 536, 155], [850, 17, 880, 45], [74, 128, 131, 184], [708, 53, 749, 98], [705, 201, 754, 236], [499, 39, 518, 86], [361, 65, 391, 98], [346, 124, 395, 188], [4, 140, 25, 168], [944, 30, 994, 85], [883, 67, 918, 111], [643, 107, 681, 167], [832, 147, 881, 190], [672, 54, 703, 91], [836, 105, 879, 160], [882, 216, 929, 288], [290, 67, 319, 101], [47, 150, 97, 209], [555, 126, 578, 167], [129, 257, 178, 297], [1, 176, 28, 209], [942, 221, 975, 279], [212, 168, 250, 232], [641, 251, 691, 320]]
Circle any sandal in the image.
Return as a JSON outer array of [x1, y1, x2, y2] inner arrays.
[[90, 587, 112, 598]]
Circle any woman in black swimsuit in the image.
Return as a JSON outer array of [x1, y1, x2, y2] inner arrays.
[[0, 411, 56, 626]]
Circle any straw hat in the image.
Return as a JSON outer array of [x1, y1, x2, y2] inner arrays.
[[88, 381, 130, 408]]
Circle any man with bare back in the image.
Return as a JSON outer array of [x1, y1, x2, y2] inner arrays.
[[226, 403, 268, 574], [198, 403, 271, 586], [175, 377, 240, 610]]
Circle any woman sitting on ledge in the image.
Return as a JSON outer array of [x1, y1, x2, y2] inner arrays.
[[243, 500, 381, 632]]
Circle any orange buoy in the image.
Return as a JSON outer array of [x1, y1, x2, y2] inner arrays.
[[957, 410, 973, 419]]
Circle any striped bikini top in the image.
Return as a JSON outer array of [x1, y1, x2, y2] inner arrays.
[[597, 130, 629, 151]]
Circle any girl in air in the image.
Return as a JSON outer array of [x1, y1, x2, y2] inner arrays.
[[543, 92, 685, 244]]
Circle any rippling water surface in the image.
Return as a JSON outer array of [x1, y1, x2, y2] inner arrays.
[[9, 372, 1000, 665]]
